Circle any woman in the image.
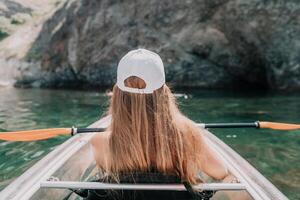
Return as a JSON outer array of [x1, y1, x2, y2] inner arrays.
[[90, 49, 228, 199]]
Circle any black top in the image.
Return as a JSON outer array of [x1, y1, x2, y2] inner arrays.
[[66, 172, 215, 200]]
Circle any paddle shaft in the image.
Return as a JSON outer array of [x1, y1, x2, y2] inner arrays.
[[73, 128, 106, 135], [203, 122, 258, 129], [73, 122, 259, 135]]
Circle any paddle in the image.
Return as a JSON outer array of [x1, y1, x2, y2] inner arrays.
[[0, 121, 300, 142], [0, 127, 106, 142]]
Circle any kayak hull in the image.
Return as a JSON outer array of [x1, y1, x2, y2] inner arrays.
[[0, 116, 288, 200]]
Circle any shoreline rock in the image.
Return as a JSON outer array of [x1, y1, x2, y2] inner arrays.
[[6, 0, 300, 91]]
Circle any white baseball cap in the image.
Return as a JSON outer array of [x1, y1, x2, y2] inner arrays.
[[116, 49, 165, 94]]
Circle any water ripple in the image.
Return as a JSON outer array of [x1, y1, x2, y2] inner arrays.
[[0, 88, 299, 199]]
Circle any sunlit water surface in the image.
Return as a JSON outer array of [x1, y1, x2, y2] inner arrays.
[[0, 87, 299, 199]]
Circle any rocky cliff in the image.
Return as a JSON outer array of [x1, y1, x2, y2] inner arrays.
[[15, 0, 300, 90], [0, 0, 67, 86]]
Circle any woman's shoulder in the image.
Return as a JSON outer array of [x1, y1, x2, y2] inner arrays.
[[90, 131, 110, 147], [177, 115, 203, 137], [90, 131, 111, 169]]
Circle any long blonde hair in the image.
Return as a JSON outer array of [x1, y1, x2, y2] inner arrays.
[[107, 76, 204, 184]]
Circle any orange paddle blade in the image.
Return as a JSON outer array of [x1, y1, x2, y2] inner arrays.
[[0, 128, 72, 141], [259, 121, 300, 130]]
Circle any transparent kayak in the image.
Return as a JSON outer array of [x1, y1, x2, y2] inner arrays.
[[0, 116, 288, 200]]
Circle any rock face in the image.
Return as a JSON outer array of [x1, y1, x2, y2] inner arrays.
[[21, 0, 300, 90]]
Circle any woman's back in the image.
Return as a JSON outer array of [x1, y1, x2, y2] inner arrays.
[[90, 49, 228, 199]]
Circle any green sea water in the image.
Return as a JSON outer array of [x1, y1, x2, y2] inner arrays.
[[0, 87, 299, 199]]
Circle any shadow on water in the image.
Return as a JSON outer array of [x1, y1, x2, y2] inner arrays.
[[0, 87, 299, 199]]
